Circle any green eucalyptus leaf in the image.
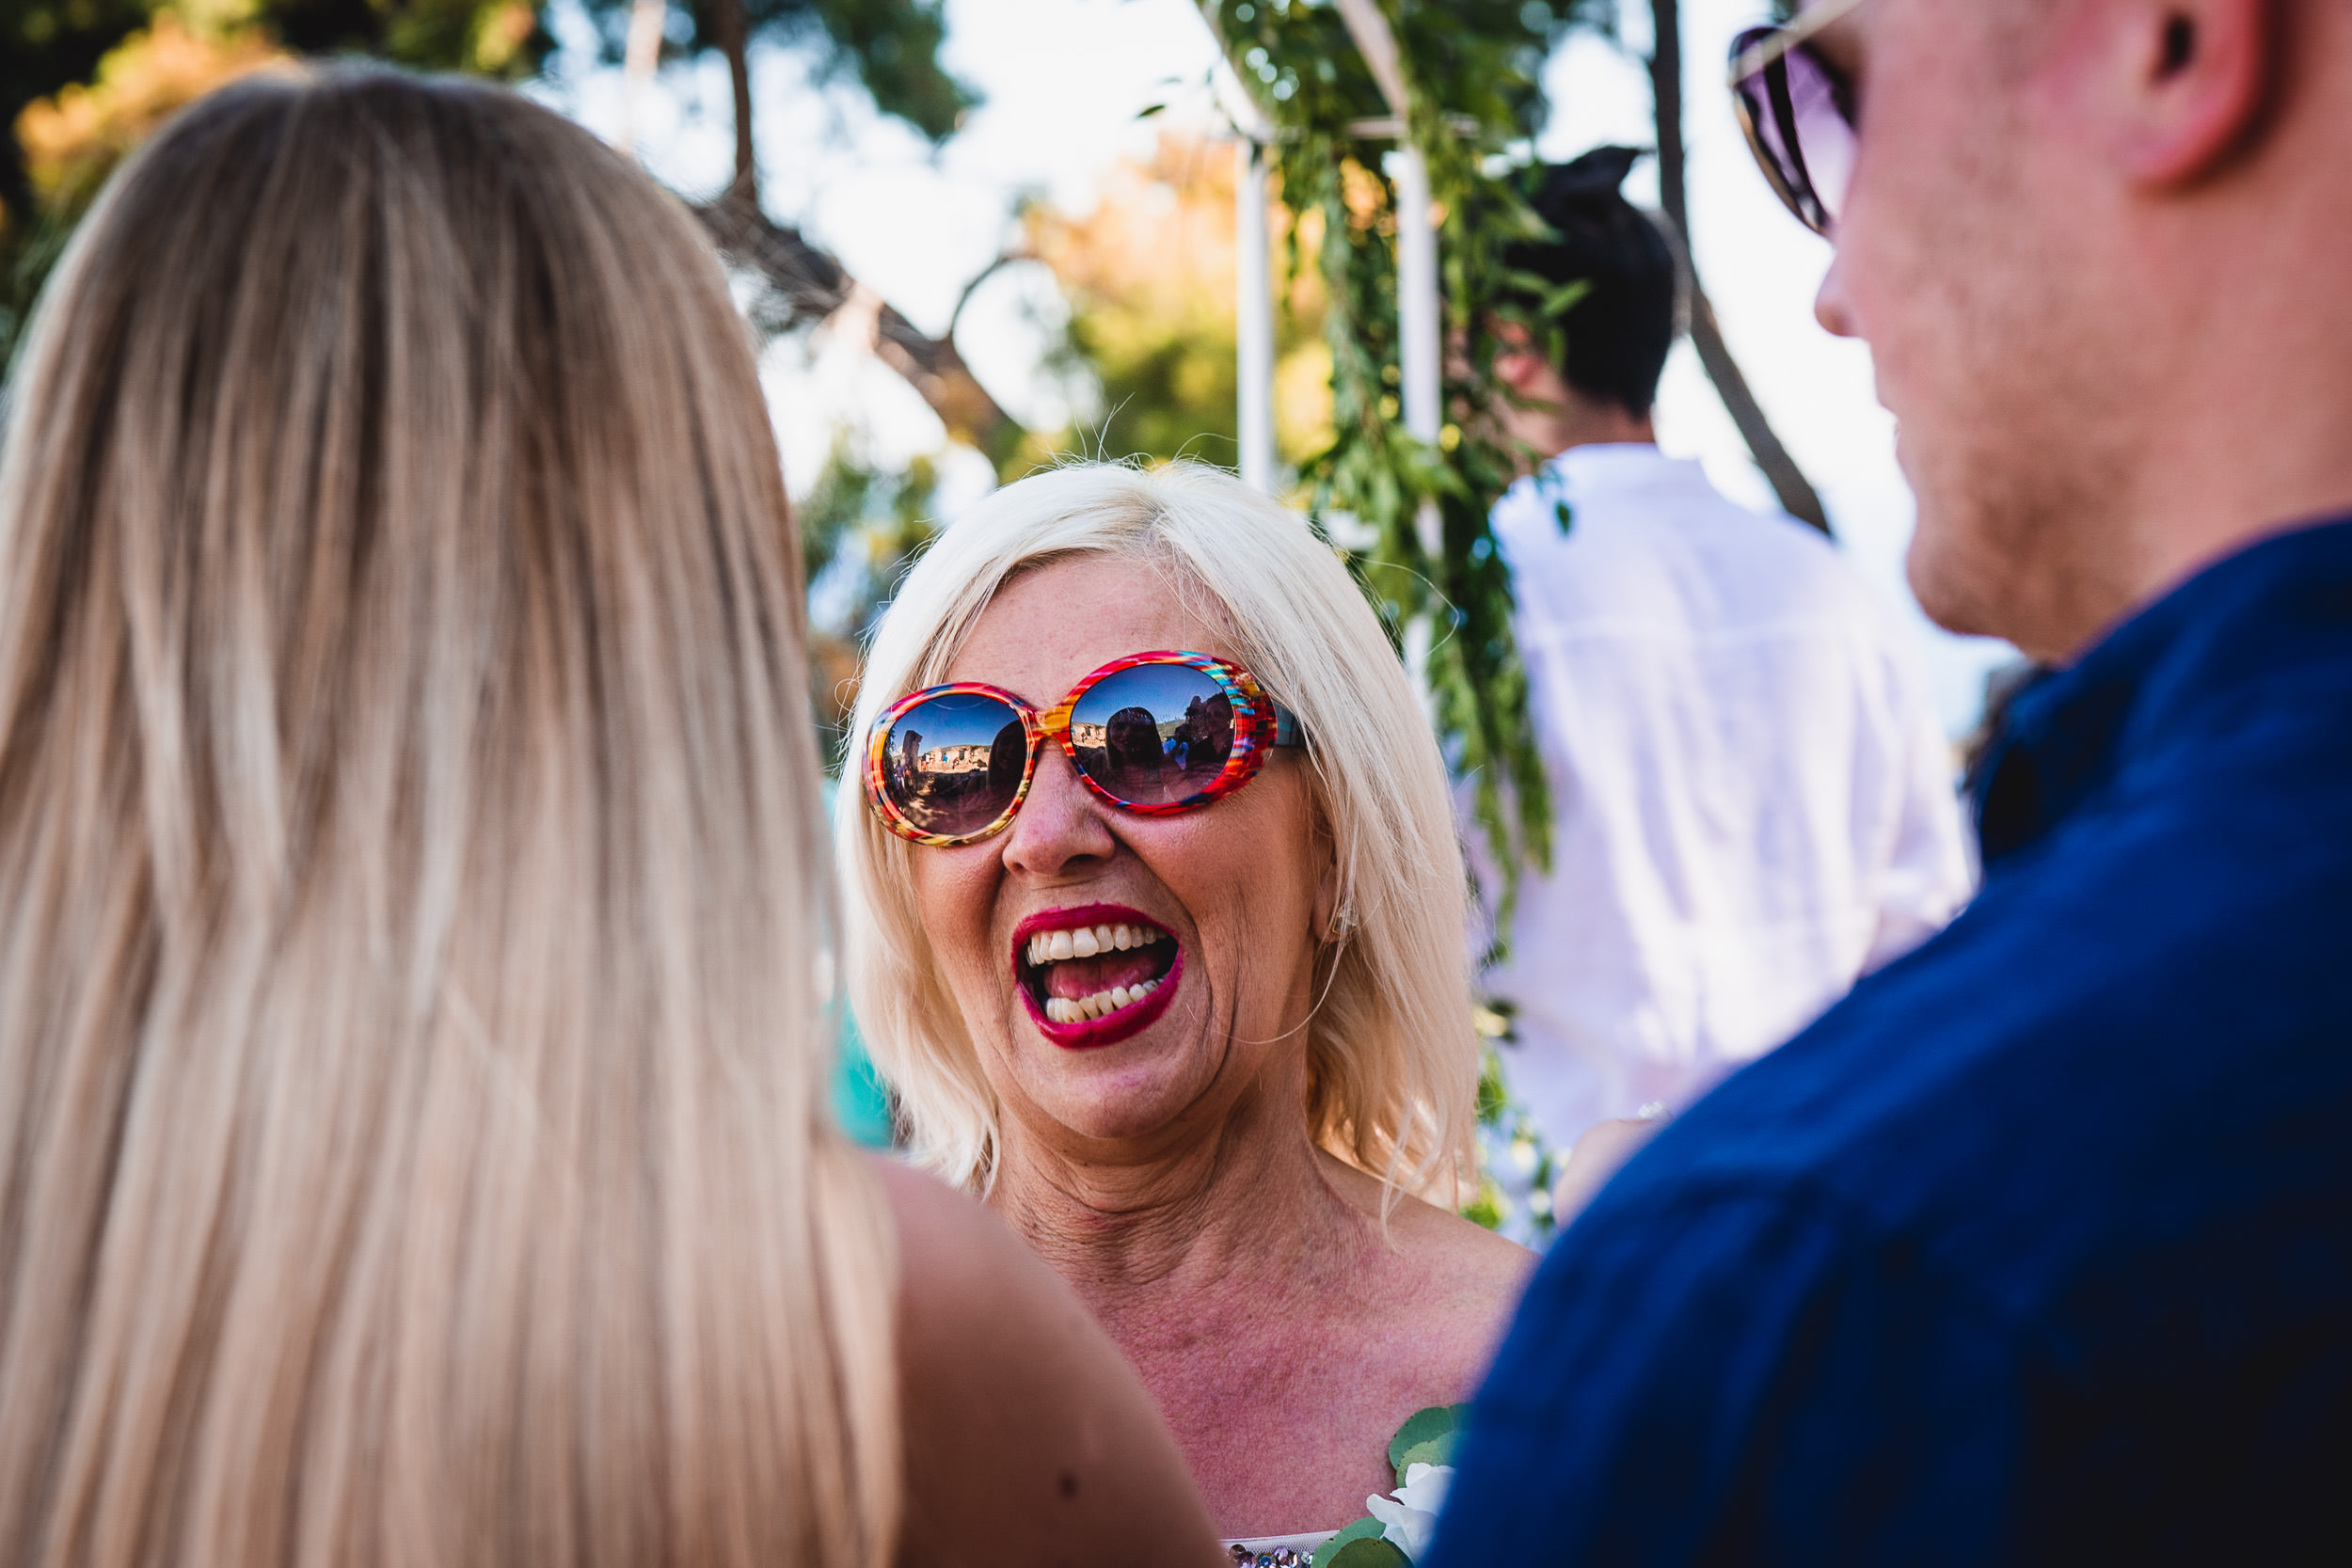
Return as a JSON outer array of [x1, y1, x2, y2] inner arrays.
[[1311, 1517, 1392, 1568], [1539, 278, 1595, 319], [1324, 1540, 1411, 1568], [1222, 0, 1580, 942], [1385, 1404, 1471, 1476], [1392, 1433, 1457, 1484], [1313, 1519, 1407, 1568]]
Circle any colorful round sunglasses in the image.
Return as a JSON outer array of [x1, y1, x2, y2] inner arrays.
[[864, 650, 1306, 847]]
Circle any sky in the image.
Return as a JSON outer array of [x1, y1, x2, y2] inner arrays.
[[533, 0, 2020, 739]]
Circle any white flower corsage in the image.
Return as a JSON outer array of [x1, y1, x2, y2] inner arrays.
[[1364, 1461, 1454, 1560], [1308, 1404, 1470, 1567]]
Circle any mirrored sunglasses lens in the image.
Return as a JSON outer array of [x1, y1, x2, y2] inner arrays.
[[1731, 30, 1856, 234], [879, 692, 1028, 837], [1069, 664, 1238, 806], [1781, 44, 1857, 226]]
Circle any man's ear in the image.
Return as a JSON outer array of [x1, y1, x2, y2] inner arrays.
[[1494, 346, 1549, 394], [1489, 318, 1548, 393], [2100, 0, 2279, 184]]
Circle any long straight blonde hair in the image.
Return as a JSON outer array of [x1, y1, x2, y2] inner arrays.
[[835, 462, 1480, 1204], [0, 70, 898, 1568]]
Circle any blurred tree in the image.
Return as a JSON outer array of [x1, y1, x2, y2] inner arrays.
[[0, 0, 543, 369], [16, 13, 286, 213], [1, 0, 983, 391], [3, 0, 162, 230], [1, 5, 311, 367], [592, 0, 969, 163], [667, 0, 1020, 468], [1027, 132, 1330, 469], [0, 0, 542, 235], [798, 438, 940, 770]]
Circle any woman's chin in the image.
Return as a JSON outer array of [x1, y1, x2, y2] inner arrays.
[[1007, 1014, 1225, 1146]]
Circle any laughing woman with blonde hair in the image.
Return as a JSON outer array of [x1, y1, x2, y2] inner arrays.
[[838, 462, 1534, 1555], [0, 70, 1216, 1568]]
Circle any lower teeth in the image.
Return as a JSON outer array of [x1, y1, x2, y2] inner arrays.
[[1044, 976, 1161, 1025]]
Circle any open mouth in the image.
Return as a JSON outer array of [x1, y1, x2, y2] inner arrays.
[[1011, 902, 1182, 1048]]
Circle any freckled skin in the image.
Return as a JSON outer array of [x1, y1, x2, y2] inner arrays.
[[1810, 0, 2352, 663], [909, 554, 1533, 1537], [1810, 3, 2146, 657]]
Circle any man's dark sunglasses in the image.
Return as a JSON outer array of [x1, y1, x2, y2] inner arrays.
[[1728, 0, 1870, 236]]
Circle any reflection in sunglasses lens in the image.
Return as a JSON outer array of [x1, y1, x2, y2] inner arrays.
[[1732, 29, 1858, 234], [882, 691, 1028, 837], [1782, 45, 1856, 226], [1070, 665, 1236, 805]]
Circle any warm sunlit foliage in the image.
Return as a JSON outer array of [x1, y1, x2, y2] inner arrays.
[[1027, 132, 1331, 470], [17, 12, 288, 212]]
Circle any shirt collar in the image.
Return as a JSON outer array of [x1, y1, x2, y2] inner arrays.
[[1542, 443, 1710, 496], [1972, 514, 2352, 863]]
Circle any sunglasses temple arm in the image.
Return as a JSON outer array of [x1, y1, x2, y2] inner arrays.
[[1727, 0, 1871, 85], [1273, 705, 1306, 748]]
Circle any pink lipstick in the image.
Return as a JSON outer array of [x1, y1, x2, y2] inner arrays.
[[1010, 902, 1183, 1050]]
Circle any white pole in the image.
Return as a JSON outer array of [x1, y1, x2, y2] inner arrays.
[[1198, 16, 1278, 495], [1332, 0, 1446, 705], [1332, 0, 1409, 120], [1392, 143, 1443, 559], [1235, 138, 1276, 493], [1333, 0, 1443, 560]]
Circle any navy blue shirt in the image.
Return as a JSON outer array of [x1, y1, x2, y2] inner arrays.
[[1430, 518, 2352, 1566]]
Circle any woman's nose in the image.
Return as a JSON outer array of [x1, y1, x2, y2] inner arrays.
[[999, 745, 1118, 879]]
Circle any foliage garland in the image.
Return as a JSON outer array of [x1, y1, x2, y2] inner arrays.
[[1202, 0, 1601, 937]]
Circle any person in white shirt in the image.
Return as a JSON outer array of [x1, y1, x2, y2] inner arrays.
[[1474, 147, 1974, 1171]]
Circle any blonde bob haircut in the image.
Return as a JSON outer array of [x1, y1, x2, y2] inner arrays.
[[0, 71, 897, 1568], [836, 461, 1479, 1202]]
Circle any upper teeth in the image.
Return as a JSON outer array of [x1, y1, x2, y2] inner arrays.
[[1025, 922, 1168, 968]]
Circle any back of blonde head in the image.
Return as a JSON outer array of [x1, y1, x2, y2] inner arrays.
[[0, 71, 896, 1568], [836, 462, 1478, 1202]]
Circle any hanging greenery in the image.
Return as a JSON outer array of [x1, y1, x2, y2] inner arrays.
[[1201, 0, 1601, 939]]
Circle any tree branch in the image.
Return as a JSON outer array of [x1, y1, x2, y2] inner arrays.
[[696, 197, 1025, 468], [711, 0, 756, 203], [1647, 0, 1831, 535], [946, 246, 1032, 341]]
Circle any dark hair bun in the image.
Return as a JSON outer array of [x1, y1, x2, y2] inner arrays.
[[1532, 145, 1646, 217], [1503, 144, 1674, 419]]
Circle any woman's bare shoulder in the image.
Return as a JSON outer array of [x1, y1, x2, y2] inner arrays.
[[1321, 1156, 1536, 1291], [872, 1157, 1223, 1568], [1385, 1189, 1539, 1332], [1319, 1156, 1537, 1357]]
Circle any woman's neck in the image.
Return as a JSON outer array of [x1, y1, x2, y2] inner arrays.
[[989, 1082, 1372, 1319], [984, 1084, 1480, 1539]]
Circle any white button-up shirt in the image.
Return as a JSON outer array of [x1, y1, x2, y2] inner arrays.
[[1474, 444, 1975, 1150]]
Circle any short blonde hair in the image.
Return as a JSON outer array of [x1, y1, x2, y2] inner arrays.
[[836, 461, 1478, 1201], [0, 70, 895, 1568]]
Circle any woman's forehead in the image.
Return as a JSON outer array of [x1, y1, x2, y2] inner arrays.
[[943, 553, 1236, 699]]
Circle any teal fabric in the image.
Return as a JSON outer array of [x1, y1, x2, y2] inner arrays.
[[832, 1008, 895, 1148], [819, 778, 895, 1148]]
